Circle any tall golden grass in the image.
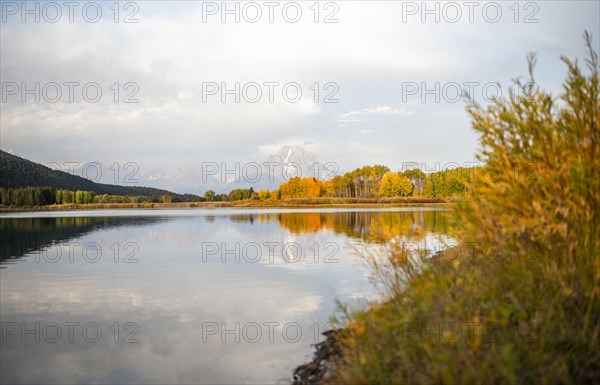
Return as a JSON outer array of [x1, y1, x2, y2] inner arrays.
[[331, 33, 599, 384]]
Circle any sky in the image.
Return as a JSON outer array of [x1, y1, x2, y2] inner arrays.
[[1, 0, 599, 176]]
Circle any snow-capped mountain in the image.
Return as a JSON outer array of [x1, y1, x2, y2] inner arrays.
[[63, 146, 336, 195], [264, 145, 326, 181]]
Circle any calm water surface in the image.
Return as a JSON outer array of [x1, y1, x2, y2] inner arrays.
[[0, 208, 453, 384]]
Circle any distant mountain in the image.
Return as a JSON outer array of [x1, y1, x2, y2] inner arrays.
[[0, 150, 197, 199], [264, 145, 334, 181], [49, 145, 335, 194], [0, 146, 336, 195], [136, 145, 336, 194]]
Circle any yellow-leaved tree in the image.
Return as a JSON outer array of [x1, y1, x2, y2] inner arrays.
[[379, 172, 413, 197], [279, 177, 324, 199]]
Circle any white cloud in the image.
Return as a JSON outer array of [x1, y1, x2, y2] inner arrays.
[[1, 1, 597, 170], [337, 105, 413, 124]]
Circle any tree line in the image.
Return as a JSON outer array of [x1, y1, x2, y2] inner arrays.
[[203, 166, 480, 201], [1, 167, 479, 206], [0, 187, 202, 207]]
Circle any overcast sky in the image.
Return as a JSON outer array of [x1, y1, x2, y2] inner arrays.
[[1, 0, 599, 174]]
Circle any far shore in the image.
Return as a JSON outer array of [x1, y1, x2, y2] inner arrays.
[[0, 197, 454, 212]]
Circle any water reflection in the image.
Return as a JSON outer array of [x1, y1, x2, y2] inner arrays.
[[1, 216, 168, 264], [271, 210, 453, 243], [0, 208, 453, 384]]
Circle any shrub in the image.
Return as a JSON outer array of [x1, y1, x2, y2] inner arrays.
[[331, 33, 599, 384]]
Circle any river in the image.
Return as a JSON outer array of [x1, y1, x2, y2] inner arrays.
[[0, 207, 454, 384]]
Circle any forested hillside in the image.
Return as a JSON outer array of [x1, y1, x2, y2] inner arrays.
[[0, 150, 199, 201]]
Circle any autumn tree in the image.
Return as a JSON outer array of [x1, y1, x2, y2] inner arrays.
[[379, 172, 413, 197], [402, 168, 426, 195], [228, 188, 252, 201], [279, 177, 324, 199], [204, 190, 216, 201], [257, 189, 271, 200]]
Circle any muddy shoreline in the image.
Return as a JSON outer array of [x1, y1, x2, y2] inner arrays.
[[292, 329, 346, 385]]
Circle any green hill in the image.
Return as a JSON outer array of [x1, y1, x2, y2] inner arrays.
[[0, 150, 199, 200]]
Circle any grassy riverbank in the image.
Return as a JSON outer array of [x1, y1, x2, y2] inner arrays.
[[0, 197, 452, 212], [317, 38, 600, 384]]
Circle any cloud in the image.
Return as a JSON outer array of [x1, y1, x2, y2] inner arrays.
[[337, 105, 413, 124], [1, 1, 597, 170]]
